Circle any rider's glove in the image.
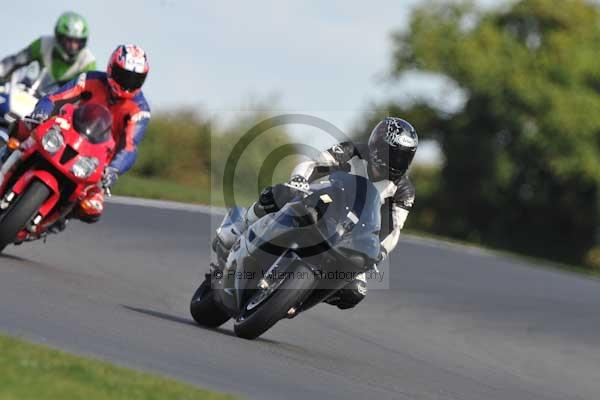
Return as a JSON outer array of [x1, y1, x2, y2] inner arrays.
[[258, 183, 297, 214], [258, 186, 280, 214], [30, 103, 52, 123], [102, 167, 119, 189], [288, 175, 309, 192], [377, 249, 387, 264], [25, 101, 53, 129]]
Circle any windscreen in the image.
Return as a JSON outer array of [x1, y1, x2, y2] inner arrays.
[[73, 103, 112, 144], [312, 172, 381, 262], [249, 171, 381, 263]]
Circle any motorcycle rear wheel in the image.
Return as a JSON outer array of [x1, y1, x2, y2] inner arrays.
[[234, 263, 316, 340], [0, 180, 50, 253]]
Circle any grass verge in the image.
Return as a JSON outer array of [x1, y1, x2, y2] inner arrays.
[[0, 333, 236, 400], [114, 175, 256, 208], [114, 175, 213, 205]]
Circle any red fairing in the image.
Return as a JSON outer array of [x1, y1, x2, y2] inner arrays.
[[44, 70, 151, 175], [0, 103, 115, 242]]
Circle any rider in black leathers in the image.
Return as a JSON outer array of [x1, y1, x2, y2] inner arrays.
[[216, 117, 418, 309]]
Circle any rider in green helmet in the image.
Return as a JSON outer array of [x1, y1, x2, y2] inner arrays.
[[0, 12, 96, 87]]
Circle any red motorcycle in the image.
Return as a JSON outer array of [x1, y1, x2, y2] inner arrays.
[[0, 103, 115, 252]]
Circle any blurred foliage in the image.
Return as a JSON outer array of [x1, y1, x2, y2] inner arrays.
[[126, 108, 297, 208], [134, 108, 211, 186], [357, 0, 600, 267]]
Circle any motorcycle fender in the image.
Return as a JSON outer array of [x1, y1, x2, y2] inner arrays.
[[261, 250, 309, 278], [12, 170, 60, 216], [214, 233, 267, 315], [233, 248, 314, 313]]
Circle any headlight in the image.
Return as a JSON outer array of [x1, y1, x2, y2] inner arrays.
[[71, 157, 99, 179], [41, 127, 64, 154]]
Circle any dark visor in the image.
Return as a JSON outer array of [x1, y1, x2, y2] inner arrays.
[[372, 146, 415, 180], [112, 64, 147, 92], [389, 147, 415, 172], [57, 34, 87, 56]]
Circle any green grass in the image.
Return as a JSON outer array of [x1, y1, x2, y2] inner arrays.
[[114, 175, 213, 205], [0, 333, 236, 400], [114, 175, 256, 208]]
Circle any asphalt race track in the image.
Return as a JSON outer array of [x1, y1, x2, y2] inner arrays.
[[1, 197, 599, 400]]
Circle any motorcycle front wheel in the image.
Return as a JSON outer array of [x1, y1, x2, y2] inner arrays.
[[0, 180, 50, 252], [234, 263, 316, 340], [190, 278, 231, 328]]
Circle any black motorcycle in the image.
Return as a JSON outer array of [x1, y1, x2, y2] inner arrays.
[[190, 171, 381, 339]]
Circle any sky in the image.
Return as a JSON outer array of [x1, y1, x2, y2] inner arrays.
[[1, 1, 499, 161]]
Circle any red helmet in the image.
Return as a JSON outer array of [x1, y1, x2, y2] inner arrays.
[[107, 44, 149, 99]]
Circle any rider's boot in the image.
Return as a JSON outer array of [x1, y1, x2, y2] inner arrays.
[[74, 189, 105, 224], [324, 272, 368, 310], [212, 235, 231, 266], [48, 218, 69, 234], [212, 204, 260, 264], [48, 189, 105, 233], [212, 184, 286, 261]]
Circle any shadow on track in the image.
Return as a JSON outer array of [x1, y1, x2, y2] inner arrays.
[[121, 305, 280, 344], [0, 253, 28, 262]]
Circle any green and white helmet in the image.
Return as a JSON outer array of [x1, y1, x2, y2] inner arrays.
[[54, 12, 90, 62]]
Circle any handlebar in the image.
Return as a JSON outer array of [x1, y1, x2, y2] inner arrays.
[[284, 182, 312, 196], [20, 117, 42, 126]]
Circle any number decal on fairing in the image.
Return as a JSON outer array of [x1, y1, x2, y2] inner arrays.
[[54, 117, 71, 130]]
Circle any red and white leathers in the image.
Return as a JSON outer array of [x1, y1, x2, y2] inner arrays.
[[27, 70, 151, 221]]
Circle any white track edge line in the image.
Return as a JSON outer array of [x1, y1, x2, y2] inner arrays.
[[107, 195, 226, 215], [107, 195, 495, 257]]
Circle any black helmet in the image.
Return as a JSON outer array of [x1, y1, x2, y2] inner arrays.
[[368, 117, 418, 181]]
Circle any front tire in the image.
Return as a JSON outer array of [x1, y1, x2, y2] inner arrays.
[[0, 180, 50, 252], [234, 264, 316, 340], [190, 279, 231, 328]]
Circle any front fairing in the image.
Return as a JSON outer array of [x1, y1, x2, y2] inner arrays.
[[215, 172, 381, 315], [30, 110, 115, 186], [247, 171, 382, 264], [311, 172, 382, 262], [7, 85, 38, 119]]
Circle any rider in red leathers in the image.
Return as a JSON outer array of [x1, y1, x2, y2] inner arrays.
[[6, 44, 151, 225]]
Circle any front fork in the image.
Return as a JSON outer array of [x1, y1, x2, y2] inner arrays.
[[0, 188, 45, 240], [0, 154, 63, 241], [0, 149, 24, 219], [0, 149, 22, 189]]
